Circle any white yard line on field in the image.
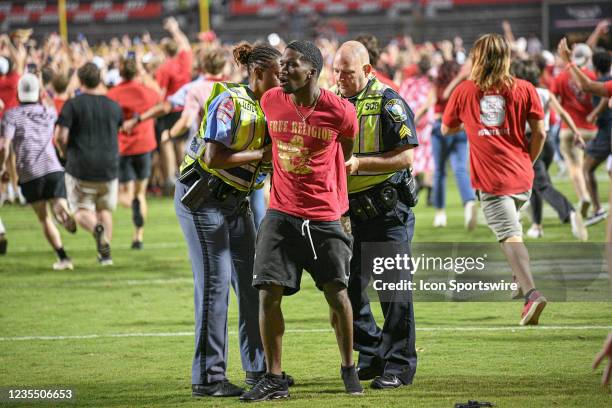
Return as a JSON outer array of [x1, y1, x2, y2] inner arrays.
[[1, 326, 611, 342]]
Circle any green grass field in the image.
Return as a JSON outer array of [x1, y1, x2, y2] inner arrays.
[[1, 171, 611, 407]]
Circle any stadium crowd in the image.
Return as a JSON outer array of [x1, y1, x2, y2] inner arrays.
[[0, 16, 611, 396]]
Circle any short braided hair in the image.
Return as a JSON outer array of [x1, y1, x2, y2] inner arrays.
[[286, 40, 323, 77], [233, 41, 281, 74]]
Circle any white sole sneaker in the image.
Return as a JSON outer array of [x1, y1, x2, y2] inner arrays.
[[433, 213, 447, 228], [53, 259, 74, 271], [526, 226, 543, 239]]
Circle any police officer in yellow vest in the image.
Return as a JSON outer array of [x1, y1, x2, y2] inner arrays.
[[332, 41, 419, 389], [174, 42, 280, 397]]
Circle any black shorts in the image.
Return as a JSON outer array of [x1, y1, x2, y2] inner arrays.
[[585, 124, 611, 160], [253, 209, 353, 296], [155, 111, 184, 147], [119, 152, 152, 183], [19, 171, 66, 203]]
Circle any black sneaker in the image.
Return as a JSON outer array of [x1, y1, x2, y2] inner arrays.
[[93, 224, 111, 259], [370, 374, 406, 389], [341, 365, 364, 395], [192, 380, 244, 397], [131, 240, 143, 250], [239, 373, 289, 402], [132, 198, 144, 228], [245, 371, 295, 387]]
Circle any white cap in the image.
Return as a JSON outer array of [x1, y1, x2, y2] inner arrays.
[[92, 56, 106, 70], [104, 68, 122, 87], [571, 43, 592, 67], [0, 56, 9, 75], [18, 73, 39, 103]]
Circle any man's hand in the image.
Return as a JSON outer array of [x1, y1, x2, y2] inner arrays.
[[345, 156, 359, 175], [160, 129, 171, 144], [557, 38, 572, 65], [261, 144, 272, 162], [593, 333, 612, 386], [164, 17, 179, 33], [573, 131, 585, 149], [122, 118, 138, 134]]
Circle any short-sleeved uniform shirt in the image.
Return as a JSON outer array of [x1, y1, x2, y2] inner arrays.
[[1, 103, 62, 183], [345, 79, 419, 193], [107, 80, 161, 156], [443, 79, 544, 196], [57, 94, 123, 181], [260, 87, 358, 221]]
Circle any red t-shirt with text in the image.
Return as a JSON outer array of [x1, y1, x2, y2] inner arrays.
[[443, 79, 544, 195], [553, 68, 597, 130], [0, 72, 19, 118], [260, 87, 358, 221], [107, 80, 161, 156]]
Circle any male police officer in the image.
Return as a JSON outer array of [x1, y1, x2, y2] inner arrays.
[[332, 41, 419, 389]]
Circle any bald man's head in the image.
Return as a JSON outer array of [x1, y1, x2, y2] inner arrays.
[[333, 41, 372, 97], [338, 41, 370, 65]]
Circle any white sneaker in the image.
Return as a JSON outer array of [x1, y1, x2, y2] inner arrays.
[[570, 211, 588, 241], [526, 225, 543, 239], [433, 212, 447, 228], [53, 258, 74, 271], [464, 200, 477, 231]]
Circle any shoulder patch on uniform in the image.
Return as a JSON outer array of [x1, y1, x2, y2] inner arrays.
[[384, 99, 407, 122], [399, 124, 412, 139]]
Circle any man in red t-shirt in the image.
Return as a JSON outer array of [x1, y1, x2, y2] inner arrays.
[[155, 17, 193, 194], [244, 41, 362, 401], [442, 34, 547, 326], [553, 43, 598, 216], [107, 59, 160, 249]]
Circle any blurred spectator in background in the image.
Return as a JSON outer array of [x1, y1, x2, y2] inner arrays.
[[355, 34, 398, 91], [582, 51, 612, 227], [155, 17, 193, 196], [510, 59, 587, 242], [430, 60, 476, 229], [553, 42, 597, 219], [56, 63, 123, 266], [107, 58, 161, 250], [399, 55, 435, 206]]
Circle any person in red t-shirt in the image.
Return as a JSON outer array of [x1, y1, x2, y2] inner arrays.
[[442, 33, 547, 326], [155, 17, 194, 194], [107, 58, 161, 249], [553, 42, 598, 217], [245, 41, 362, 401]]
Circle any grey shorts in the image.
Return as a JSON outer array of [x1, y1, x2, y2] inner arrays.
[[478, 191, 531, 242], [66, 173, 118, 212]]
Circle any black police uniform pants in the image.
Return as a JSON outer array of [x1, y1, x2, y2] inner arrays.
[[348, 200, 417, 385]]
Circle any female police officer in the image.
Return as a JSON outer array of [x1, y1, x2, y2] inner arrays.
[[174, 42, 280, 397]]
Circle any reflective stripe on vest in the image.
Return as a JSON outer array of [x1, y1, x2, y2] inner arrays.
[[334, 79, 397, 193], [180, 82, 267, 192]]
